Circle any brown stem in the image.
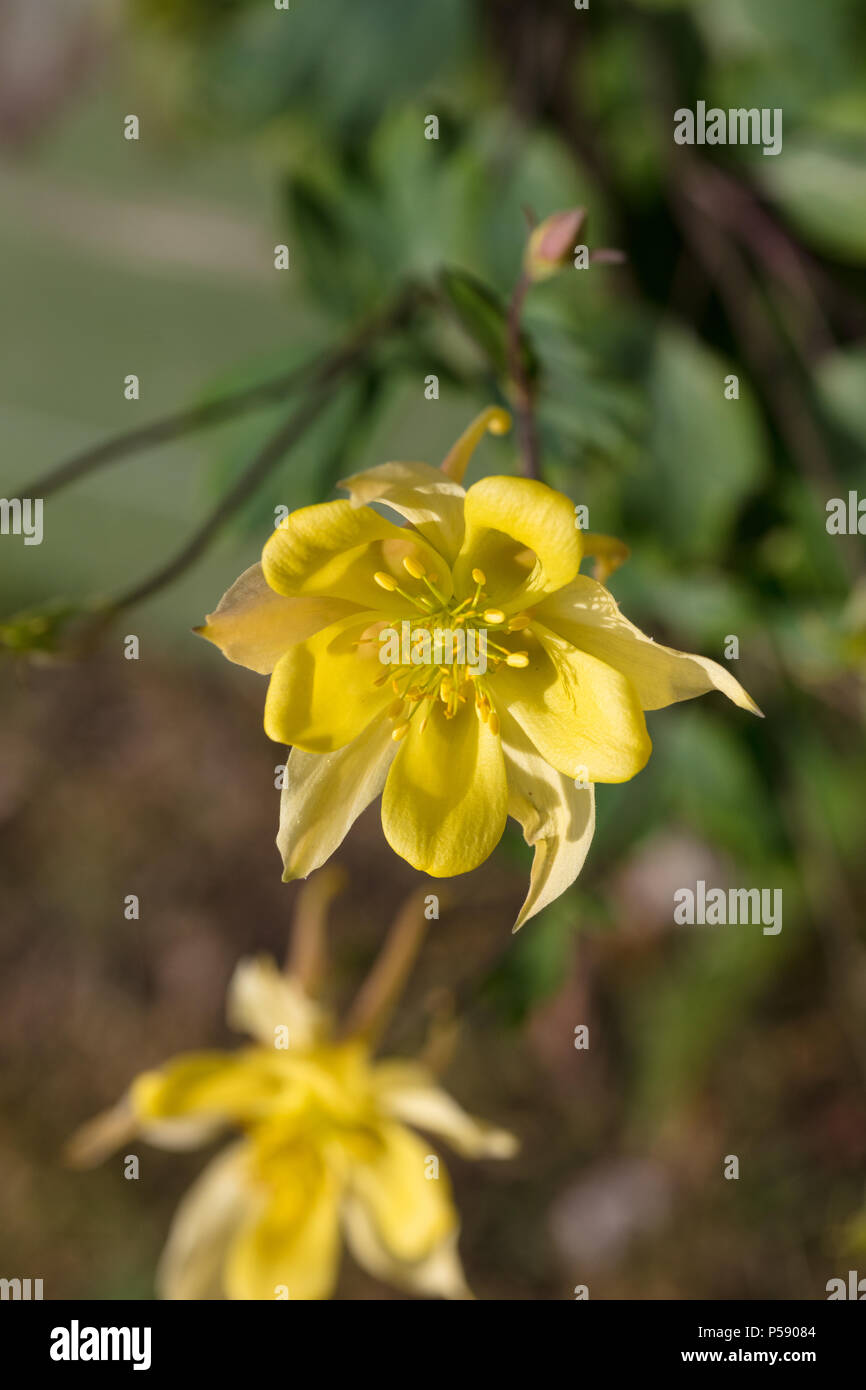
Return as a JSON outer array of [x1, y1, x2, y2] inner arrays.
[[286, 866, 346, 993], [342, 889, 431, 1045], [18, 357, 322, 501]]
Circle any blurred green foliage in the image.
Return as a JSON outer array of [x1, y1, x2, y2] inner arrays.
[[2, 0, 865, 1299], [79, 0, 866, 1121]]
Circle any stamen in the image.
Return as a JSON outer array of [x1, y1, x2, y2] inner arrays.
[[488, 712, 500, 736], [373, 568, 421, 608], [387, 698, 405, 718], [450, 596, 473, 617], [482, 608, 505, 625], [507, 613, 531, 631], [472, 567, 486, 586], [505, 651, 530, 668], [422, 574, 448, 605], [391, 721, 411, 742], [402, 555, 426, 580]]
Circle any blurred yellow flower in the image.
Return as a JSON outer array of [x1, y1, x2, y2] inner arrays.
[[68, 882, 516, 1301], [198, 408, 760, 928]]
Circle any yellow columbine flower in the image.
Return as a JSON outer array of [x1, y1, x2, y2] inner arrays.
[[68, 883, 516, 1301], [198, 408, 760, 928]]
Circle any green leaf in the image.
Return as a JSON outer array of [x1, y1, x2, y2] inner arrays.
[[483, 892, 588, 1025], [438, 267, 537, 382], [285, 177, 358, 317], [762, 137, 866, 264], [816, 346, 866, 445], [637, 326, 768, 560]]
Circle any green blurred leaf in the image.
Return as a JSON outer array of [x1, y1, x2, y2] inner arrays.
[[439, 267, 510, 375], [816, 346, 866, 444], [762, 138, 866, 263], [484, 892, 589, 1025], [439, 267, 538, 384], [636, 326, 768, 560]]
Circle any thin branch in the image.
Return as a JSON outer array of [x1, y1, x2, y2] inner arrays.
[[683, 166, 837, 362], [19, 356, 322, 500], [636, 26, 863, 580], [671, 179, 863, 581], [89, 287, 422, 624]]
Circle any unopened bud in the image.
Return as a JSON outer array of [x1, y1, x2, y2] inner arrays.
[[524, 208, 586, 282]]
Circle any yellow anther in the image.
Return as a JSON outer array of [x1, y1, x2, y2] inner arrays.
[[482, 608, 505, 625], [387, 698, 405, 719], [391, 721, 411, 741], [373, 671, 391, 687], [508, 613, 531, 631], [505, 651, 530, 668], [488, 712, 500, 736], [478, 699, 490, 723], [472, 567, 486, 586], [402, 555, 426, 580], [374, 570, 398, 591]]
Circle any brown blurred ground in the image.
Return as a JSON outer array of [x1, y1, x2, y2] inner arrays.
[[1, 651, 864, 1299]]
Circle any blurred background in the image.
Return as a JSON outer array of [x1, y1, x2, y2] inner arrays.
[[1, 0, 866, 1299]]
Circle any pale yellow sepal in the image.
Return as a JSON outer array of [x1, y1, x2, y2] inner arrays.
[[501, 710, 597, 930], [538, 576, 763, 715], [195, 563, 359, 674]]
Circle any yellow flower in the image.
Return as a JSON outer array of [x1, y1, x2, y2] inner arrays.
[[198, 408, 760, 928], [67, 883, 516, 1301]]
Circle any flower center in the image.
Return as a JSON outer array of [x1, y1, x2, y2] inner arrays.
[[369, 559, 531, 739]]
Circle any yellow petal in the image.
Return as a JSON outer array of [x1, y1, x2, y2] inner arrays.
[[195, 563, 360, 674], [440, 406, 511, 484], [454, 475, 582, 607], [264, 611, 394, 751], [343, 1195, 472, 1300], [382, 700, 508, 876], [65, 1099, 138, 1168], [537, 576, 763, 714], [494, 621, 652, 782], [374, 1062, 518, 1159], [158, 1143, 252, 1300], [262, 499, 450, 610], [500, 709, 596, 930], [340, 460, 467, 563], [130, 1051, 299, 1128], [277, 717, 398, 881], [226, 957, 327, 1051], [225, 1147, 341, 1300], [349, 1122, 456, 1263]]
